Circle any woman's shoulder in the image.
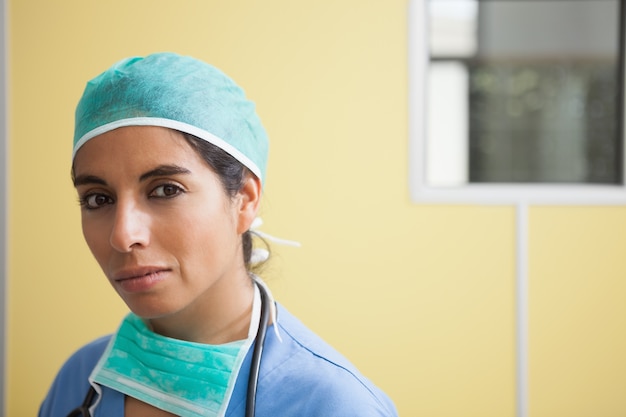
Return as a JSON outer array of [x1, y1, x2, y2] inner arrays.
[[39, 335, 112, 417], [58, 334, 112, 378], [260, 304, 398, 416]]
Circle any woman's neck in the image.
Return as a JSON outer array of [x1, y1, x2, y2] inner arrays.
[[148, 275, 255, 345]]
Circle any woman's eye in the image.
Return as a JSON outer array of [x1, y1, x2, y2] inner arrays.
[[150, 184, 184, 198], [80, 194, 113, 210]]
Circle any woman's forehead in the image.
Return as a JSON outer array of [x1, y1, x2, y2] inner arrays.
[[73, 126, 200, 175]]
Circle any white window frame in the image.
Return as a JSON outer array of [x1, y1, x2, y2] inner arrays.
[[408, 0, 626, 206]]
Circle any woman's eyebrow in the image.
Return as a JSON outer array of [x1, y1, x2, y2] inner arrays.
[[139, 164, 191, 182], [73, 165, 191, 187], [73, 174, 106, 187]]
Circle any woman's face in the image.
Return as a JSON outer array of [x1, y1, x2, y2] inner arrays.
[[73, 126, 259, 320]]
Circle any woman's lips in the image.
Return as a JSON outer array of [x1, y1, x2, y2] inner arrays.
[[113, 267, 170, 293]]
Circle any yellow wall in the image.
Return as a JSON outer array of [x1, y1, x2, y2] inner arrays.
[[7, 1, 626, 416]]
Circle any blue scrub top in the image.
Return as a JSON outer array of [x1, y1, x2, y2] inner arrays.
[[39, 303, 398, 417]]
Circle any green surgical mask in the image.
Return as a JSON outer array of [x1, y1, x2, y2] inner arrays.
[[88, 285, 261, 417]]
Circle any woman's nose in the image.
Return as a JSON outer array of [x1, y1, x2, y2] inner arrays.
[[109, 200, 150, 252]]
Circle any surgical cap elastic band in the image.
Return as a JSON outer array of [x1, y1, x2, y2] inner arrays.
[[73, 117, 262, 180]]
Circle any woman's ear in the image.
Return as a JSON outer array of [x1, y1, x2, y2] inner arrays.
[[236, 173, 262, 234]]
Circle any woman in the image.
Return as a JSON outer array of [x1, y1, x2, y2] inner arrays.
[[39, 52, 398, 417]]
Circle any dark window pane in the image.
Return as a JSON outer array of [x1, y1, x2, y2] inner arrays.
[[428, 0, 623, 185]]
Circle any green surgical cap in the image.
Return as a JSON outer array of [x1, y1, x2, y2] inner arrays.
[[73, 52, 269, 183]]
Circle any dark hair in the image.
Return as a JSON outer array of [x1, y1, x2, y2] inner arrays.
[[181, 132, 266, 271]]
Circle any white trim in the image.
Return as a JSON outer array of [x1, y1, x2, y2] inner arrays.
[[516, 203, 529, 417], [408, 183, 626, 206], [73, 117, 263, 181]]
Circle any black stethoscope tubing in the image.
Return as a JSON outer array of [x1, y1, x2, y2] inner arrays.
[[66, 281, 271, 417], [245, 280, 270, 417]]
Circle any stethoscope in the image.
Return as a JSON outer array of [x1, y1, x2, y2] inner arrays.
[[67, 281, 272, 417]]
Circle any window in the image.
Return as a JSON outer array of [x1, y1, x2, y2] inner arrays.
[[409, 0, 626, 204]]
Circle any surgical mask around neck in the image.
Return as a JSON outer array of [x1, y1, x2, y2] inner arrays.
[[88, 284, 262, 417]]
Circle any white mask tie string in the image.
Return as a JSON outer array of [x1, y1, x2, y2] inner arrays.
[[251, 275, 283, 342], [248, 218, 299, 342], [249, 218, 301, 264]]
